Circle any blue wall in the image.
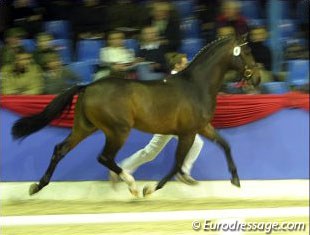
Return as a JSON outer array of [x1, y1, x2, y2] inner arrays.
[[1, 109, 309, 181]]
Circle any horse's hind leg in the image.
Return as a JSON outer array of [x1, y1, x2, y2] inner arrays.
[[29, 128, 94, 195], [143, 133, 196, 197], [199, 123, 240, 187], [97, 129, 138, 197]]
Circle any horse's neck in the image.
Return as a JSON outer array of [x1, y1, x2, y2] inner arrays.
[[190, 45, 231, 98]]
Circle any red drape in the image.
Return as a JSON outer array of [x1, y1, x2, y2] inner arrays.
[[1, 92, 309, 128]]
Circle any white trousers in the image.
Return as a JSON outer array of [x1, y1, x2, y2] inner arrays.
[[120, 134, 204, 175]]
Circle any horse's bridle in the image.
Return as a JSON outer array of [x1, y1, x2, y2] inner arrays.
[[233, 42, 254, 81]]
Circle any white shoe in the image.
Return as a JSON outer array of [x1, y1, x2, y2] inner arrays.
[[175, 173, 199, 185]]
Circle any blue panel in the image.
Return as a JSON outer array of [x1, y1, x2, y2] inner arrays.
[[44, 20, 71, 39], [180, 38, 204, 61], [286, 60, 310, 86], [180, 18, 201, 39], [0, 109, 309, 181], [76, 40, 105, 65], [67, 61, 94, 83], [260, 82, 290, 94]]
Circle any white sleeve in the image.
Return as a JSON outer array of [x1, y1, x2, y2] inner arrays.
[[100, 48, 111, 63]]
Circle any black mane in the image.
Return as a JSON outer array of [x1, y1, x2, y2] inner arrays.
[[175, 36, 233, 78]]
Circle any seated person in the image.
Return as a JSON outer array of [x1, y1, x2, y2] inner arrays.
[[33, 33, 58, 70], [137, 26, 168, 73], [146, 1, 181, 52], [249, 25, 273, 83], [1, 49, 44, 95], [136, 26, 168, 81], [216, 0, 249, 35], [0, 27, 26, 65], [43, 53, 81, 94], [94, 30, 139, 80]]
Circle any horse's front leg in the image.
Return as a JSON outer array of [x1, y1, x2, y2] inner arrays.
[[199, 123, 240, 187], [143, 133, 196, 197], [97, 131, 139, 197]]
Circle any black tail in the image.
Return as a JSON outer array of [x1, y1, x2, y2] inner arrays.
[[12, 85, 87, 139]]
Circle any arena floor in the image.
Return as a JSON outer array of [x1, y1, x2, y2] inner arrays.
[[1, 181, 309, 235]]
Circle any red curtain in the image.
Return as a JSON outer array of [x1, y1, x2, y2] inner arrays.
[[1, 92, 309, 128]]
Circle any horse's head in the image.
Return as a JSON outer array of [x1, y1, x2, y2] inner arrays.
[[229, 34, 261, 86]]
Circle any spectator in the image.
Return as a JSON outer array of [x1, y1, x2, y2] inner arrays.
[[196, 0, 221, 43], [70, 0, 107, 42], [10, 0, 43, 38], [147, 1, 181, 52], [42, 53, 81, 94], [94, 30, 138, 80], [249, 26, 273, 83], [136, 26, 168, 80], [33, 33, 58, 70], [137, 26, 168, 73], [1, 49, 44, 95], [216, 0, 248, 35], [0, 27, 26, 66]]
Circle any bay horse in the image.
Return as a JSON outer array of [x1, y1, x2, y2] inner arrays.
[[12, 35, 260, 197]]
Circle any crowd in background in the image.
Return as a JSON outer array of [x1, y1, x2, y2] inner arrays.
[[0, 0, 309, 95]]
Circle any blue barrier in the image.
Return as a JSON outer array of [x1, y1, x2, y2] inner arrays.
[[1, 109, 309, 181]]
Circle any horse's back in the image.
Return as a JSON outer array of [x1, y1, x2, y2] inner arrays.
[[81, 78, 202, 134]]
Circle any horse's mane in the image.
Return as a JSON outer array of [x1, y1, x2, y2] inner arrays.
[[175, 36, 233, 78]]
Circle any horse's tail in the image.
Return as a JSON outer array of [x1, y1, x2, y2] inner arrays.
[[12, 84, 87, 140]]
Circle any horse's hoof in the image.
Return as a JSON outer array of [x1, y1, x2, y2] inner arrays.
[[231, 177, 241, 188], [129, 187, 139, 198], [143, 185, 155, 197], [29, 183, 40, 196], [109, 171, 121, 190]]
